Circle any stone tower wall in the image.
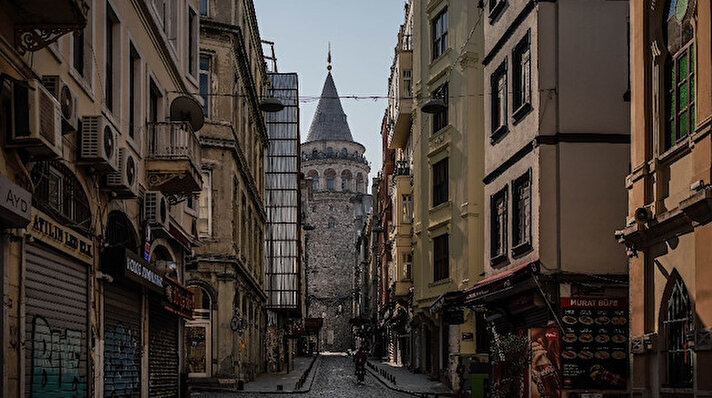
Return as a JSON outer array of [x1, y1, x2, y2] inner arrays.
[[302, 140, 369, 352]]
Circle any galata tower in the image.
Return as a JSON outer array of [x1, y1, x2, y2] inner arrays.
[[302, 60, 371, 352]]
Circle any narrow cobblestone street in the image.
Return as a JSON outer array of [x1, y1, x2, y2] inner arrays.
[[193, 355, 413, 397]]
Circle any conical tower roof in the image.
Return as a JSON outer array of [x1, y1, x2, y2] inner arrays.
[[306, 71, 353, 142]]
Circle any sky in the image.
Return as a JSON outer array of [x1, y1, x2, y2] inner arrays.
[[255, 1, 408, 183]]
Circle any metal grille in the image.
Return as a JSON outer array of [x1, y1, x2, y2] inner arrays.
[[25, 244, 88, 398], [148, 295, 179, 397], [31, 161, 92, 234], [104, 284, 142, 398], [664, 278, 693, 388]]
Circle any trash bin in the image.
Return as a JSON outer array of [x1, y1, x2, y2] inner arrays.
[[470, 373, 489, 398]]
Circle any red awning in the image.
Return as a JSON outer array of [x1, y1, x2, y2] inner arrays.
[[464, 261, 539, 305]]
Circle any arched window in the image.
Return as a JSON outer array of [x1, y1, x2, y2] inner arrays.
[[662, 273, 693, 388], [307, 170, 319, 191], [106, 210, 139, 254], [663, 0, 695, 150], [328, 217, 335, 228], [326, 147, 334, 157], [31, 161, 92, 234], [311, 148, 318, 158], [151, 245, 177, 277], [340, 148, 348, 158], [189, 285, 212, 320], [325, 169, 336, 191], [356, 173, 364, 193], [341, 170, 353, 191]]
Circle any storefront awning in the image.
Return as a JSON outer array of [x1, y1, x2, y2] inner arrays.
[[429, 290, 464, 315], [464, 261, 539, 306]]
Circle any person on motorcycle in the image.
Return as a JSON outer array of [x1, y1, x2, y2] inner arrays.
[[354, 346, 367, 382]]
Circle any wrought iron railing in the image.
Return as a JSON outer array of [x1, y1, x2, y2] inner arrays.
[[147, 121, 201, 171], [401, 34, 412, 51]]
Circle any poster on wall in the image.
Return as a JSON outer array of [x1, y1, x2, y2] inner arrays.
[[530, 327, 562, 398], [560, 297, 628, 390]]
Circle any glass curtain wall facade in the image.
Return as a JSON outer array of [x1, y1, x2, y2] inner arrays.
[[265, 73, 300, 309]]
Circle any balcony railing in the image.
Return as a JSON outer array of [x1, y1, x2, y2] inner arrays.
[[148, 122, 200, 168], [393, 161, 411, 177], [401, 34, 412, 51], [146, 121, 202, 195]]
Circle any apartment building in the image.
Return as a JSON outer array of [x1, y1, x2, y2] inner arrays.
[[464, 1, 630, 396], [0, 0, 202, 396], [620, 1, 712, 396], [187, 0, 269, 385], [410, 0, 485, 390]]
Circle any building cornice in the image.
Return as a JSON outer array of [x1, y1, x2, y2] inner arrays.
[[200, 18, 269, 144], [191, 254, 267, 300]]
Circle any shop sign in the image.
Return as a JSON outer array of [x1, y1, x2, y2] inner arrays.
[[0, 175, 31, 227], [305, 317, 323, 331], [163, 276, 194, 319], [102, 246, 164, 293], [30, 209, 93, 263], [560, 297, 628, 390]]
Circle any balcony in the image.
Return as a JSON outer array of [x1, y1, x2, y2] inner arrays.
[[146, 122, 202, 197], [389, 50, 413, 149], [7, 0, 88, 54]]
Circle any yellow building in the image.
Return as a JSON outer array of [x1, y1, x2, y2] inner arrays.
[[409, 0, 485, 390], [1, 0, 203, 396]]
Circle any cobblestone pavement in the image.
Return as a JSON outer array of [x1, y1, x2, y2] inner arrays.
[[193, 354, 413, 397]]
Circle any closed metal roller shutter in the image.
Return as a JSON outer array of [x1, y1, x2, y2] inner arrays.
[[148, 295, 179, 397], [104, 283, 142, 398], [25, 243, 88, 397]]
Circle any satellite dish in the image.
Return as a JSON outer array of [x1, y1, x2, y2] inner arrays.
[[170, 95, 205, 132]]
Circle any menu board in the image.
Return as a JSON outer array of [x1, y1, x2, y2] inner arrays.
[[560, 297, 628, 390]]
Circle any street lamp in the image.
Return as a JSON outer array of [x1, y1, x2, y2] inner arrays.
[[259, 96, 285, 113], [420, 98, 447, 114]]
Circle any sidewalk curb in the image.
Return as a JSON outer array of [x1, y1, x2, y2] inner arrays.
[[365, 360, 424, 397]]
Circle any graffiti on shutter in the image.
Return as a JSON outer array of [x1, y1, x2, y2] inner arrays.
[[104, 284, 142, 398]]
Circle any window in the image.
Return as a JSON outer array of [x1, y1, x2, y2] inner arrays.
[[129, 44, 140, 140], [512, 33, 531, 116], [188, 9, 198, 77], [403, 69, 413, 97], [404, 253, 413, 280], [341, 170, 352, 191], [491, 62, 507, 137], [149, 80, 161, 123], [72, 31, 85, 76], [307, 170, 319, 191], [512, 171, 531, 252], [325, 169, 336, 191], [432, 158, 448, 207], [489, 0, 506, 19], [490, 186, 508, 263], [198, 171, 212, 237], [663, 0, 695, 150], [199, 55, 211, 116], [199, 0, 208, 16], [402, 194, 413, 223], [433, 234, 449, 281], [356, 174, 364, 193], [663, 276, 693, 388], [106, 6, 119, 113], [31, 161, 92, 234], [432, 8, 448, 59], [432, 83, 449, 133], [328, 218, 335, 229]]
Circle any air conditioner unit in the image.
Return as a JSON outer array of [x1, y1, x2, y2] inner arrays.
[[79, 115, 119, 173], [41, 75, 78, 132], [105, 148, 138, 198], [7, 79, 62, 158], [144, 191, 169, 230]]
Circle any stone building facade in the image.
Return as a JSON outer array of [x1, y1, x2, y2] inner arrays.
[[301, 67, 370, 352], [186, 0, 268, 385]]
